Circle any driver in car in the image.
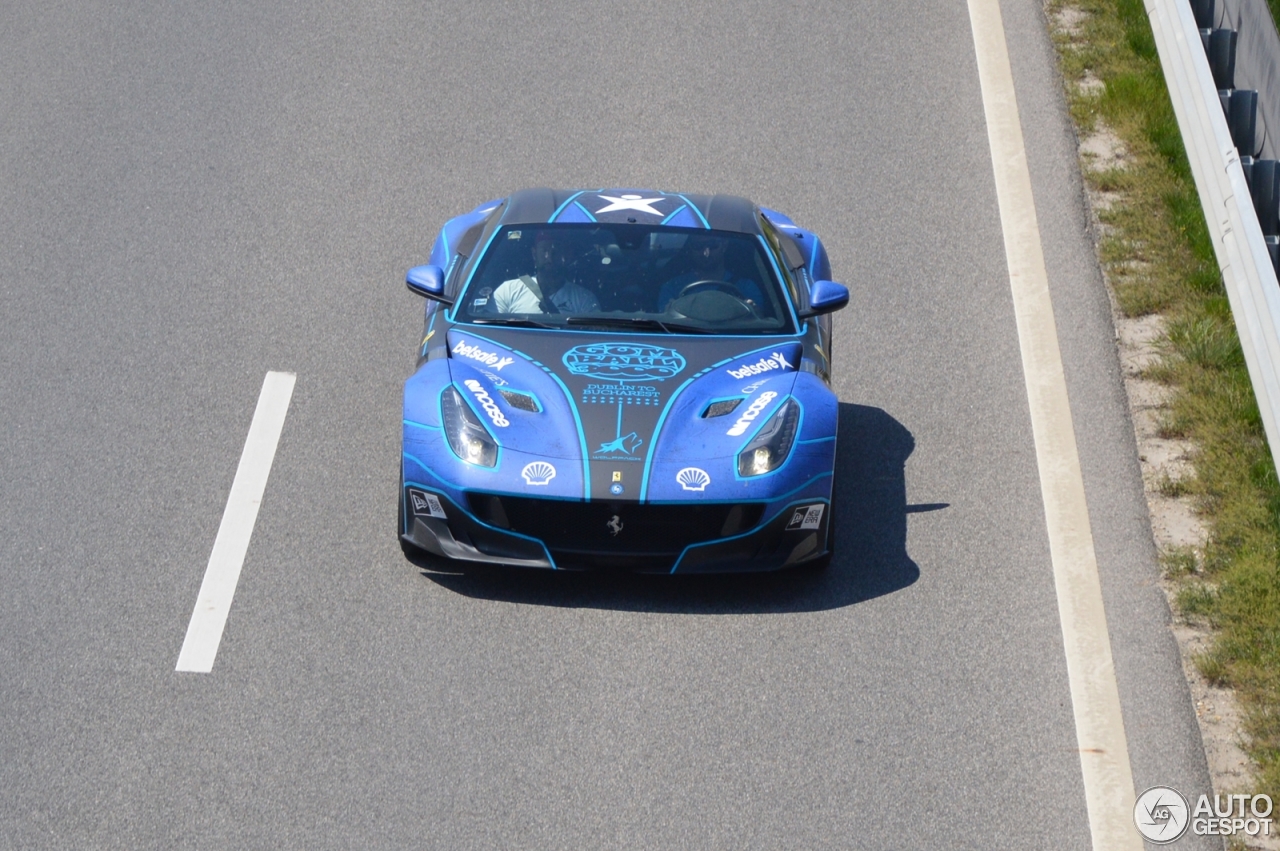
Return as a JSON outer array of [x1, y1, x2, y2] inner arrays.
[[490, 232, 600, 314], [657, 235, 762, 312]]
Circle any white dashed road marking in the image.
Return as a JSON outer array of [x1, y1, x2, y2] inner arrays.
[[965, 0, 1143, 848], [176, 371, 296, 673]]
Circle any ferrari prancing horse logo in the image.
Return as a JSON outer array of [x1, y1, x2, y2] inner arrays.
[[607, 515, 623, 536]]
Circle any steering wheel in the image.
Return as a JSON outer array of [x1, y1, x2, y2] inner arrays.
[[679, 279, 746, 300]]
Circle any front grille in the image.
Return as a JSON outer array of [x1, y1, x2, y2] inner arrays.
[[467, 494, 764, 554], [550, 551, 677, 572]]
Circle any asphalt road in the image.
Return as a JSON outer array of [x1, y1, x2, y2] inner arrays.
[[0, 0, 1219, 848]]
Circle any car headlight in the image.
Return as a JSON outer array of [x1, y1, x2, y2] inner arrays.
[[737, 398, 799, 477], [441, 386, 498, 467]]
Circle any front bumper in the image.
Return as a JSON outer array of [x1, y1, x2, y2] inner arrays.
[[400, 487, 830, 574]]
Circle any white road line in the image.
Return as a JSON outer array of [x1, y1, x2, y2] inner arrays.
[[964, 1, 1143, 849], [176, 371, 296, 674]]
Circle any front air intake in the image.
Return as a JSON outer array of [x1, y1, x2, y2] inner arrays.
[[466, 495, 764, 553]]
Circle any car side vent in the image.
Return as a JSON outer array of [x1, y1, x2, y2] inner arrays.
[[499, 389, 540, 412], [702, 399, 742, 418]]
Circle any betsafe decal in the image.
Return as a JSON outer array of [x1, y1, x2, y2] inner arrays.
[[727, 350, 793, 380], [453, 339, 514, 370]]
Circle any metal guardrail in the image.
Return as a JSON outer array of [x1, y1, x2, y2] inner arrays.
[[1219, 0, 1280, 162], [1146, 0, 1280, 480]]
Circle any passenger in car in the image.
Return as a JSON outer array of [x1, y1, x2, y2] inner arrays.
[[489, 232, 600, 314]]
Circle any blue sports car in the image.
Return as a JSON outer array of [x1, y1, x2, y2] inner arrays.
[[400, 188, 848, 573]]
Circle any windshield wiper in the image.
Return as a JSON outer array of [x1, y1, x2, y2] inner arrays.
[[565, 316, 713, 334], [469, 317, 556, 328]]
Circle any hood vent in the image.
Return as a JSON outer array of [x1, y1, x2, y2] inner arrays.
[[702, 398, 743, 418], [499, 388, 540, 413]]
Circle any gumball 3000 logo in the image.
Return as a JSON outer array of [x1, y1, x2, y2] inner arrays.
[[562, 344, 686, 382]]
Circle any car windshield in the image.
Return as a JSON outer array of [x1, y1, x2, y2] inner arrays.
[[453, 224, 795, 334]]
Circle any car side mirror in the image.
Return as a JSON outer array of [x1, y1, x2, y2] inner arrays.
[[406, 265, 452, 304], [799, 279, 849, 317]]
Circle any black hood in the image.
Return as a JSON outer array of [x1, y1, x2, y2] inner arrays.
[[445, 326, 802, 501]]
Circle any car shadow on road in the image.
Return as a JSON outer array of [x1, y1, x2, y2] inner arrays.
[[415, 403, 930, 614]]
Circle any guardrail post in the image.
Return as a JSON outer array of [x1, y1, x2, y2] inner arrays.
[[1191, 0, 1214, 27], [1228, 88, 1259, 154], [1209, 28, 1238, 88], [1251, 159, 1280, 234]]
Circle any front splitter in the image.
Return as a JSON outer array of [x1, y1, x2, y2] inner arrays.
[[402, 487, 830, 573]]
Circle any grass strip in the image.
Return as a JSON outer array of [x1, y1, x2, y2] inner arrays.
[[1048, 0, 1280, 798]]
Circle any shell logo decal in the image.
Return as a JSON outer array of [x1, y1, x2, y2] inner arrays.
[[521, 461, 557, 486], [676, 467, 711, 492]]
